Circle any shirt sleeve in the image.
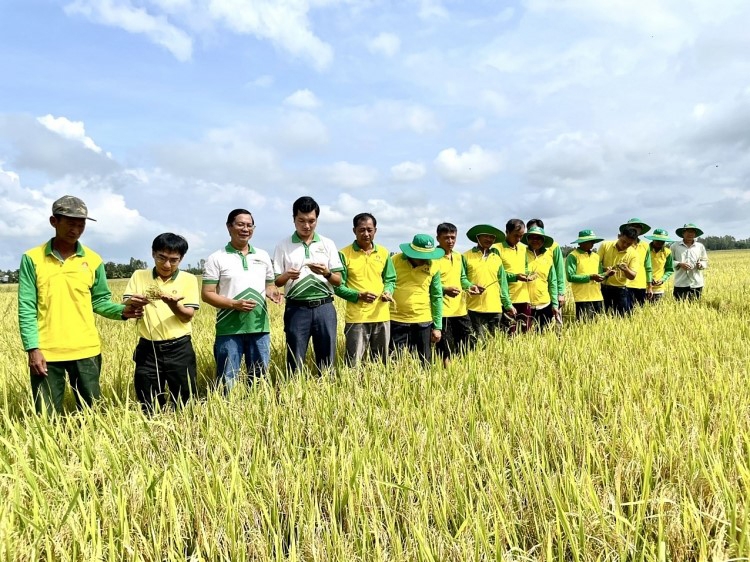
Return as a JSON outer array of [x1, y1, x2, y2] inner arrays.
[[566, 253, 589, 284], [18, 254, 39, 351], [497, 264, 512, 310], [429, 268, 443, 327], [327, 240, 344, 272], [203, 253, 220, 284], [553, 245, 565, 295], [548, 265, 558, 308], [184, 274, 200, 309], [92, 263, 126, 320], [122, 271, 138, 301], [644, 248, 653, 283], [333, 251, 359, 303], [459, 255, 473, 290], [272, 243, 285, 278], [699, 244, 708, 269], [263, 252, 275, 283], [382, 254, 396, 294], [662, 253, 674, 281]]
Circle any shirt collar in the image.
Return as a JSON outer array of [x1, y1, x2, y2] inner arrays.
[[352, 240, 377, 252], [45, 238, 85, 258], [152, 267, 180, 281], [224, 242, 255, 254], [292, 231, 321, 244]]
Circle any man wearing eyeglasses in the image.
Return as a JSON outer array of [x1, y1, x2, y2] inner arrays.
[[123, 233, 200, 412], [202, 209, 281, 390]]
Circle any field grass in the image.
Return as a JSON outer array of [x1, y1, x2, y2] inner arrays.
[[0, 250, 749, 561]]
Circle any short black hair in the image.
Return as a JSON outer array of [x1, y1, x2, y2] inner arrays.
[[619, 226, 639, 240], [436, 222, 457, 235], [527, 218, 544, 229], [226, 209, 253, 227], [353, 213, 377, 228], [506, 218, 525, 233], [293, 196, 320, 218], [152, 233, 188, 257]]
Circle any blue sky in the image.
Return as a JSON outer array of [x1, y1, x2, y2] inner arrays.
[[2, 0, 750, 268]]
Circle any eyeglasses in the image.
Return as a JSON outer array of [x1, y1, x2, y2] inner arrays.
[[233, 222, 256, 230], [155, 254, 181, 265]]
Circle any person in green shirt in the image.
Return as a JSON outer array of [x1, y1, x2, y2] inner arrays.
[[565, 229, 606, 320], [644, 228, 676, 302]]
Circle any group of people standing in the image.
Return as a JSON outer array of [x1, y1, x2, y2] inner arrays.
[[17, 195, 708, 414]]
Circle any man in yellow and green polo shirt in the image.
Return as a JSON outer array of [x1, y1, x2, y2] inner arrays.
[[390, 234, 444, 366], [464, 224, 513, 339], [335, 213, 396, 366], [435, 222, 477, 367], [598, 226, 639, 316], [123, 233, 199, 412], [566, 230, 606, 320], [644, 228, 676, 302], [521, 226, 559, 330], [18, 195, 143, 414], [495, 219, 532, 334], [527, 219, 566, 318], [619, 218, 653, 307]]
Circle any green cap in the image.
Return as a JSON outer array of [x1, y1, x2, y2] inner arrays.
[[644, 228, 676, 243], [466, 224, 505, 244], [521, 225, 553, 248], [571, 229, 604, 245], [399, 234, 445, 260], [52, 195, 96, 221], [675, 223, 704, 238], [619, 218, 650, 235]]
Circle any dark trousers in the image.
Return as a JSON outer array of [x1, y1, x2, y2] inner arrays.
[[468, 311, 502, 339], [507, 303, 532, 335], [134, 335, 196, 412], [674, 287, 702, 300], [436, 315, 475, 359], [31, 355, 102, 415], [531, 304, 555, 331], [602, 285, 633, 316], [575, 301, 604, 321], [284, 301, 337, 374], [629, 288, 647, 307], [390, 321, 432, 366]]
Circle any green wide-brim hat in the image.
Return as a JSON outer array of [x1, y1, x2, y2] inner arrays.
[[466, 224, 505, 244], [571, 229, 604, 245], [619, 217, 651, 235], [675, 223, 704, 238], [399, 233, 445, 260], [521, 225, 553, 248], [644, 228, 676, 243]]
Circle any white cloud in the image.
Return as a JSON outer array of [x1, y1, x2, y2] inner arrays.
[[64, 0, 193, 61], [419, 0, 448, 19], [249, 75, 274, 88], [368, 32, 401, 57], [434, 145, 504, 184], [284, 89, 320, 109], [275, 112, 329, 151], [37, 114, 108, 156], [207, 0, 334, 71], [480, 90, 509, 116], [391, 161, 426, 182], [322, 161, 378, 189]]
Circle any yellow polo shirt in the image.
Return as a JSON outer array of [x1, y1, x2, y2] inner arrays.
[[598, 241, 638, 288], [124, 268, 200, 341], [566, 249, 603, 303], [391, 254, 442, 325], [335, 242, 395, 324], [18, 240, 125, 361], [463, 247, 512, 313], [439, 252, 471, 318], [630, 240, 653, 289], [526, 248, 557, 308], [495, 241, 530, 303], [649, 246, 674, 294]]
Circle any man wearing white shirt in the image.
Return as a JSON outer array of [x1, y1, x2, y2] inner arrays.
[[670, 223, 708, 301]]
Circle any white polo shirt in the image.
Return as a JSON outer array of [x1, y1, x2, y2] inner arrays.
[[273, 232, 343, 301], [203, 243, 274, 335]]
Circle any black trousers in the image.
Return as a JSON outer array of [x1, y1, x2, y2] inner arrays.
[[674, 287, 702, 300], [602, 285, 632, 316], [468, 311, 502, 339], [629, 288, 647, 307], [436, 315, 475, 359], [531, 304, 555, 330], [134, 335, 197, 412], [575, 301, 603, 320], [390, 321, 432, 366]]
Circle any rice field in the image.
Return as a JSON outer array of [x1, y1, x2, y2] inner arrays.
[[0, 250, 749, 561]]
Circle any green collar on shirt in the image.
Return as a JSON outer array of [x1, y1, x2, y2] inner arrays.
[[152, 267, 180, 281], [46, 239, 85, 260], [352, 240, 378, 252], [471, 246, 499, 256], [224, 242, 255, 254], [292, 232, 321, 244]]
